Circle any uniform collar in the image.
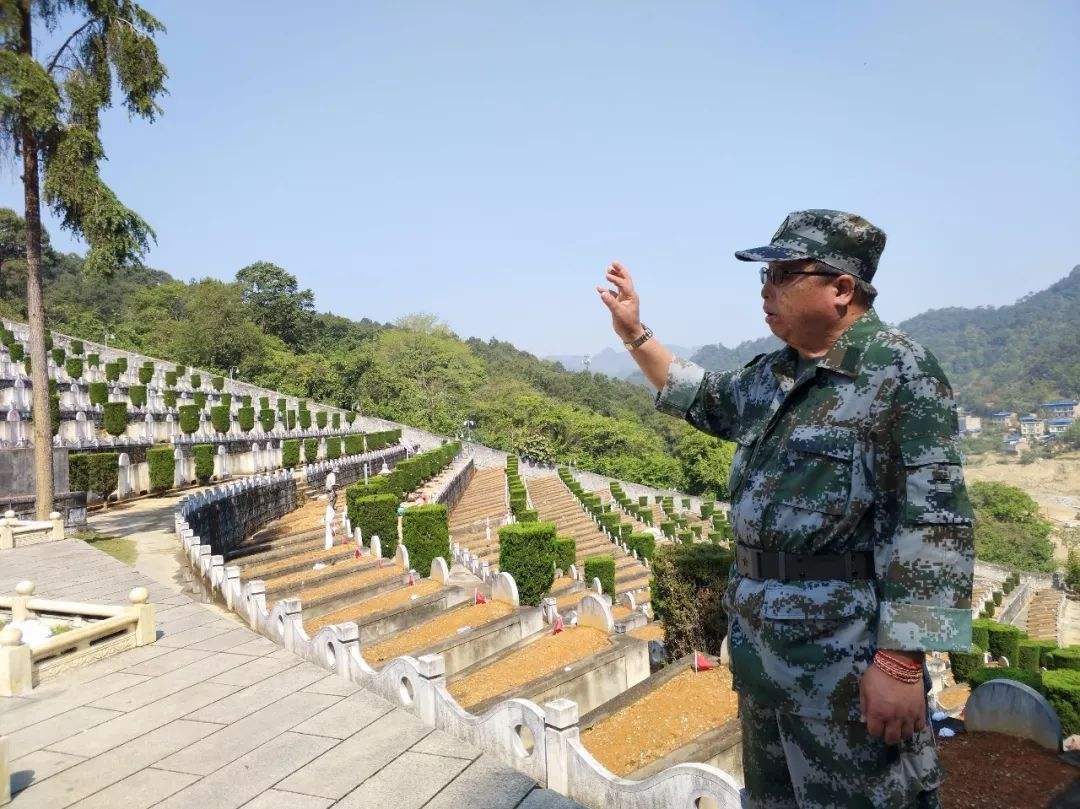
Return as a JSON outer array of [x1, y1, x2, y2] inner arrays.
[[817, 308, 882, 378]]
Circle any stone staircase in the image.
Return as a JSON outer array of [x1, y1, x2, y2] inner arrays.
[[1022, 586, 1064, 642], [448, 466, 508, 544]]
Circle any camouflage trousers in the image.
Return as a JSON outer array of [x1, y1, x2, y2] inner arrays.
[[739, 693, 942, 809]]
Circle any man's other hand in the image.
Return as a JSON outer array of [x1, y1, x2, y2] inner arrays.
[[859, 661, 927, 745], [596, 261, 642, 341]]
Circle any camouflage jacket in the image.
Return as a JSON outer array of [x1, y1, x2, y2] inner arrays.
[[656, 309, 974, 721]]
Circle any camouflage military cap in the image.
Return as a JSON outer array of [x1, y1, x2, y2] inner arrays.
[[734, 209, 886, 282]]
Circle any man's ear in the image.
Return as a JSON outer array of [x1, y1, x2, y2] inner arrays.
[[833, 274, 857, 307]]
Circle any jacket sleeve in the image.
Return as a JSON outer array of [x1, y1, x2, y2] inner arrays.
[[654, 357, 742, 441], [875, 374, 975, 653]]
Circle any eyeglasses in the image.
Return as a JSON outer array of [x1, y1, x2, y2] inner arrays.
[[759, 266, 841, 286]]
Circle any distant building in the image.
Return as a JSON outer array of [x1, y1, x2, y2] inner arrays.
[[1019, 414, 1046, 438], [986, 411, 1018, 429], [1047, 417, 1075, 436], [1039, 400, 1080, 419], [961, 414, 982, 435], [1002, 433, 1029, 455]]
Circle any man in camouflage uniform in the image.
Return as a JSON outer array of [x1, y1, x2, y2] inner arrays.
[[596, 210, 974, 808]]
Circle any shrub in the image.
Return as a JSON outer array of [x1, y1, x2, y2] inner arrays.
[[165, 370, 177, 386], [1043, 669, 1080, 735], [345, 477, 391, 525], [628, 532, 656, 561], [211, 375, 224, 391], [700, 502, 714, 519], [639, 495, 648, 507], [517, 509, 539, 523], [138, 364, 153, 385], [239, 394, 251, 408], [1018, 639, 1057, 673], [298, 409, 312, 430], [193, 444, 215, 483], [210, 405, 230, 434], [304, 437, 319, 462], [499, 521, 556, 607], [402, 504, 450, 576], [190, 373, 201, 389], [238, 407, 255, 432], [1048, 647, 1080, 671], [277, 397, 286, 412], [584, 555, 616, 597], [346, 411, 357, 425], [51, 347, 65, 365], [344, 434, 364, 455], [985, 622, 1024, 663], [553, 536, 576, 573], [971, 620, 991, 652], [193, 391, 207, 410], [948, 646, 985, 683], [70, 339, 83, 355], [219, 393, 232, 409], [9, 342, 23, 361], [89, 381, 108, 406], [660, 520, 676, 538], [105, 361, 121, 382], [991, 591, 1002, 606], [163, 390, 178, 409], [259, 396, 269, 410], [102, 402, 127, 437], [967, 666, 1042, 692], [65, 357, 83, 379], [45, 385, 60, 435], [332, 413, 340, 429], [69, 452, 119, 498], [175, 365, 187, 378], [652, 542, 733, 658], [354, 494, 399, 558], [178, 404, 200, 434], [316, 411, 328, 429], [287, 409, 297, 430], [128, 385, 147, 407], [679, 530, 694, 544], [325, 436, 341, 460], [258, 409, 276, 432], [281, 439, 300, 468], [114, 355, 125, 372], [147, 446, 175, 493]]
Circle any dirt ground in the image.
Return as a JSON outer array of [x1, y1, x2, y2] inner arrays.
[[965, 452, 1080, 562]]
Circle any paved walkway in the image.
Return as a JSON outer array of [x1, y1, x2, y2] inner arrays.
[[1, 539, 579, 808]]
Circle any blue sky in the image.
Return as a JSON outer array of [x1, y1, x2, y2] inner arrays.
[[3, 2, 1078, 357]]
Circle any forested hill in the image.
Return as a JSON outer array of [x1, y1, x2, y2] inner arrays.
[[899, 265, 1080, 412], [687, 265, 1080, 414], [0, 209, 734, 496]]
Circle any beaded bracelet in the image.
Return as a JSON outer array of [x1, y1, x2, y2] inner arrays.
[[873, 651, 922, 684]]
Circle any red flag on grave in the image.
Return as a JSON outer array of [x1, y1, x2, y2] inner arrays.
[[552, 614, 565, 635], [692, 651, 715, 672], [407, 570, 416, 586], [473, 588, 487, 605]]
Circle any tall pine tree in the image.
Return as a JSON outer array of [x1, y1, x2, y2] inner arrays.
[[0, 1, 166, 516]]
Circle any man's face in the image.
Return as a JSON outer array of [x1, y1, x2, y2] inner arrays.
[[760, 260, 848, 349]]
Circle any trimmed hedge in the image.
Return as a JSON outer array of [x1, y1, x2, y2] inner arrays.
[[70, 339, 83, 355], [210, 405, 230, 434], [238, 407, 255, 432], [584, 555, 615, 597], [211, 375, 224, 391], [344, 434, 365, 455], [332, 413, 340, 429], [69, 452, 119, 498], [628, 532, 656, 561], [277, 397, 286, 412], [304, 437, 319, 462], [105, 361, 121, 382], [193, 391, 207, 409], [178, 404, 200, 434], [102, 402, 127, 437], [354, 493, 399, 558], [985, 622, 1025, 663], [402, 504, 450, 576], [366, 429, 401, 451], [190, 373, 201, 389], [51, 347, 65, 365], [554, 536, 576, 573], [219, 393, 232, 409], [1043, 669, 1080, 736], [240, 394, 252, 408], [193, 444, 215, 483], [316, 411, 328, 429], [65, 357, 83, 379], [9, 342, 23, 361], [147, 446, 175, 493], [138, 364, 153, 385], [967, 666, 1042, 692], [163, 390, 178, 409], [346, 411, 357, 425], [259, 409, 276, 432], [165, 370, 178, 386], [129, 385, 147, 407], [499, 520, 557, 607], [1048, 646, 1080, 671], [1018, 639, 1058, 673], [115, 356, 126, 372], [325, 436, 341, 460], [971, 620, 991, 653], [949, 646, 985, 683], [286, 409, 296, 430], [298, 409, 312, 430], [89, 382, 108, 407], [651, 542, 733, 658], [260, 396, 269, 410], [175, 365, 187, 378], [282, 439, 300, 469]]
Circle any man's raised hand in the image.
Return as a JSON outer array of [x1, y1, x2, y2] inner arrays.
[[596, 261, 643, 342]]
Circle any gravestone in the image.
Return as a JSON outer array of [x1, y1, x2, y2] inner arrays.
[[965, 678, 1061, 751]]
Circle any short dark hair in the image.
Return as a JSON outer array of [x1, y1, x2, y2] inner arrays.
[[815, 261, 877, 308]]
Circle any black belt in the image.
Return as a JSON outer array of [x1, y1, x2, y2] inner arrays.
[[735, 543, 874, 582]]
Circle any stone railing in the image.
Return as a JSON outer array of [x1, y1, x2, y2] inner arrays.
[[174, 476, 743, 809], [432, 456, 475, 511], [0, 580, 155, 695], [303, 444, 407, 491], [0, 510, 65, 549]]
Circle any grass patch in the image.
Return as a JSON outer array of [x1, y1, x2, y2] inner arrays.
[[72, 530, 138, 566]]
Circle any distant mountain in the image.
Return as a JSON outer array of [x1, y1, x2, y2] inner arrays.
[[546, 343, 700, 378], [689, 335, 782, 372]]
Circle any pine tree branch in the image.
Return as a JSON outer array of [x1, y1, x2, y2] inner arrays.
[[45, 18, 95, 75]]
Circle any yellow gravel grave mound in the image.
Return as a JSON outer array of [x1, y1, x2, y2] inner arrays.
[[305, 579, 441, 634], [362, 599, 514, 666]]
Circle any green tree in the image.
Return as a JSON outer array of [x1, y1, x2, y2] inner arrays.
[[168, 279, 267, 374], [970, 481, 1055, 572], [674, 426, 735, 497], [0, 1, 167, 516], [236, 261, 314, 348]]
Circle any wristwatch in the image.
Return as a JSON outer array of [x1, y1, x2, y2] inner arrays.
[[622, 324, 653, 351]]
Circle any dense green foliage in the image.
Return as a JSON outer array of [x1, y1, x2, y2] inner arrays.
[[651, 542, 733, 658], [147, 446, 175, 493], [976, 620, 1024, 662], [970, 482, 1055, 571], [316, 411, 327, 429], [88, 381, 108, 407], [1048, 646, 1080, 671], [210, 405, 230, 434], [498, 521, 557, 607], [178, 404, 200, 434], [354, 494, 398, 558], [1043, 669, 1080, 736], [281, 439, 300, 469], [948, 646, 985, 683], [258, 408, 276, 432], [238, 407, 255, 432], [402, 504, 450, 576], [344, 434, 364, 455], [163, 389, 177, 409], [304, 437, 319, 463], [193, 444, 215, 483], [102, 402, 127, 437], [584, 555, 615, 597], [128, 385, 146, 407], [553, 536, 576, 573], [138, 364, 153, 385], [69, 452, 119, 498], [966, 666, 1043, 692], [325, 436, 341, 460], [1018, 639, 1057, 673]]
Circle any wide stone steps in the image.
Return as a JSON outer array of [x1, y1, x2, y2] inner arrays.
[[448, 467, 508, 532]]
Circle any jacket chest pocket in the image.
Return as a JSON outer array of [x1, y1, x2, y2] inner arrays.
[[774, 425, 855, 515], [728, 427, 761, 497]]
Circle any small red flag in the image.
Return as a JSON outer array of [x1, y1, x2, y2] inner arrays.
[[354, 547, 360, 559], [693, 651, 715, 672], [473, 588, 487, 605], [552, 615, 565, 635], [407, 570, 416, 586]]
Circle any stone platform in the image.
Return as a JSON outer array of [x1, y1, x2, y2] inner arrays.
[[1, 540, 580, 808]]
